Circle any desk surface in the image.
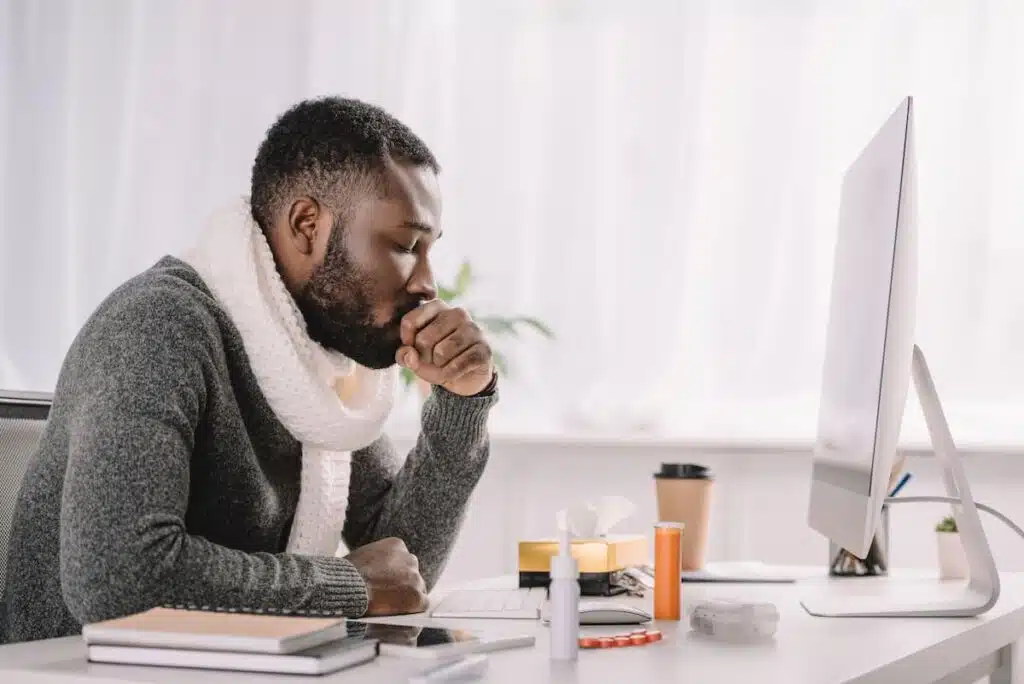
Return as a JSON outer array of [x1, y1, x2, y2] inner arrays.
[[3, 569, 1024, 684]]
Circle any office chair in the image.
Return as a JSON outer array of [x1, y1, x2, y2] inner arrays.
[[0, 391, 51, 643]]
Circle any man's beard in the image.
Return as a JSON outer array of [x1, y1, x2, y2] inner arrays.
[[295, 226, 419, 369]]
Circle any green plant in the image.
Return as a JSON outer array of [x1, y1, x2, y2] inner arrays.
[[936, 515, 958, 533], [399, 260, 554, 390]]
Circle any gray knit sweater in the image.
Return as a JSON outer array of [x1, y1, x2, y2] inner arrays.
[[2, 256, 495, 644]]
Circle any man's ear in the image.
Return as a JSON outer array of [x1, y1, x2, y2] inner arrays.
[[286, 197, 322, 256], [269, 197, 333, 295]]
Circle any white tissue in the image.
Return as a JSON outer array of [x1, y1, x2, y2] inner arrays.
[[556, 495, 636, 538]]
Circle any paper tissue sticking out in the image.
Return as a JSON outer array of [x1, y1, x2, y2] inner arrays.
[[520, 496, 646, 596], [557, 495, 636, 538]]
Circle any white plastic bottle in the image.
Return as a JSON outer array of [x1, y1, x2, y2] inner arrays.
[[548, 525, 580, 661]]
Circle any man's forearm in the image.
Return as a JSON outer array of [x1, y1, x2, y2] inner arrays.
[[344, 385, 496, 589], [61, 395, 371, 626]]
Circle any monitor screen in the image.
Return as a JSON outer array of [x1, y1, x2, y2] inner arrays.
[[812, 100, 910, 497]]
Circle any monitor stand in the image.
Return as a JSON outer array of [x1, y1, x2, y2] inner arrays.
[[800, 345, 1000, 617]]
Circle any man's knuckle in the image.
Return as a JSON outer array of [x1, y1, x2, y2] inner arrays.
[[456, 346, 481, 369], [435, 337, 457, 362], [384, 537, 406, 552]]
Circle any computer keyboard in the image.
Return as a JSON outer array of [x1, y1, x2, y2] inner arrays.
[[429, 587, 548, 619]]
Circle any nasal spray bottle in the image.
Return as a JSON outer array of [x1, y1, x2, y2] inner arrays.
[[548, 522, 579, 661]]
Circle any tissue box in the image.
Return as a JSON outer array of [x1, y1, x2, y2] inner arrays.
[[517, 534, 648, 596]]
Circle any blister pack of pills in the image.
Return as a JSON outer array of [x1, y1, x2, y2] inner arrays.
[[578, 629, 664, 649]]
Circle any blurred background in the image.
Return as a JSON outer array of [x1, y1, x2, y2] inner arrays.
[[3, 0, 1024, 581]]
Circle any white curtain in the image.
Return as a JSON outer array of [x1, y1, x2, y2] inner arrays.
[[3, 0, 1023, 444]]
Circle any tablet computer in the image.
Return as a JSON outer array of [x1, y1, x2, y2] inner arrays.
[[355, 622, 535, 660]]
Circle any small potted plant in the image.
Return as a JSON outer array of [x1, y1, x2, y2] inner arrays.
[[935, 514, 968, 580], [400, 260, 554, 398]]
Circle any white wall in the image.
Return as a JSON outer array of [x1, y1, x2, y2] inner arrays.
[[391, 435, 1024, 589]]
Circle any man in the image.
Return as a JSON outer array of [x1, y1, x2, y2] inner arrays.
[[3, 97, 497, 644]]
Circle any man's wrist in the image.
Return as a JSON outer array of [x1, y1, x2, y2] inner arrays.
[[469, 371, 498, 397], [423, 368, 498, 423], [309, 556, 371, 617]]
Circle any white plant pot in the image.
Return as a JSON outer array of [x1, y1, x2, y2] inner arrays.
[[936, 531, 968, 580]]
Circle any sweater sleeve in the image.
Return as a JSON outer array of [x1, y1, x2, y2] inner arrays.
[[342, 385, 496, 590], [58, 290, 368, 625]]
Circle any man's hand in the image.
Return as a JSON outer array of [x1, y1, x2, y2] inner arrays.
[[397, 300, 495, 397], [345, 538, 427, 616]]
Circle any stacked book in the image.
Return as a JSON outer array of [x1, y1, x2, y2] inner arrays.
[[82, 607, 379, 676]]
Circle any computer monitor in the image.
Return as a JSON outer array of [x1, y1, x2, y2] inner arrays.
[[802, 96, 1000, 617], [807, 96, 917, 561]]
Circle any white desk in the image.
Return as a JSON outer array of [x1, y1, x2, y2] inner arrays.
[[3, 569, 1024, 683]]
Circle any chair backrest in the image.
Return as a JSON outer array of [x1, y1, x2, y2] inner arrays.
[[0, 391, 51, 639]]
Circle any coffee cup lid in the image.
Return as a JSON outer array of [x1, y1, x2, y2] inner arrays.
[[654, 463, 713, 480]]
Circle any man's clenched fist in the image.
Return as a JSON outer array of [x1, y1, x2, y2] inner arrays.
[[396, 300, 495, 396], [345, 537, 427, 616]]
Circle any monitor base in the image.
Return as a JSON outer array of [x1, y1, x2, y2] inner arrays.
[[803, 345, 1000, 618], [801, 578, 994, 617]]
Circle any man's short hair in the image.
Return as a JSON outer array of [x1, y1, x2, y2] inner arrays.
[[250, 96, 440, 232]]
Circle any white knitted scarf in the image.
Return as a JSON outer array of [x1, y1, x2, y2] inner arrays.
[[180, 198, 398, 557]]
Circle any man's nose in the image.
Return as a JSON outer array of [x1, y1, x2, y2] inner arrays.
[[407, 260, 437, 300]]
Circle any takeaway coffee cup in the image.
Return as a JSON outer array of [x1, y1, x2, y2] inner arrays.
[[654, 463, 713, 571]]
